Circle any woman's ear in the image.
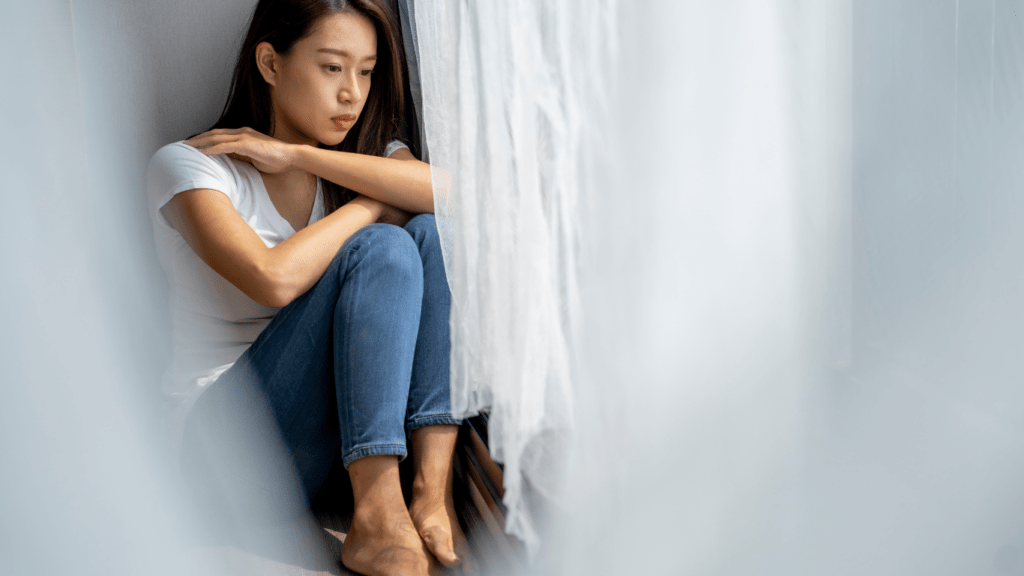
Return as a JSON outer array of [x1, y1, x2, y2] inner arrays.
[[255, 42, 280, 86]]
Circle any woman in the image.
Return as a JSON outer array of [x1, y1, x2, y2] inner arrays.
[[145, 1, 465, 574]]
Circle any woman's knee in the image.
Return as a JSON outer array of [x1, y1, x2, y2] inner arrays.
[[346, 223, 423, 281], [404, 213, 440, 246]]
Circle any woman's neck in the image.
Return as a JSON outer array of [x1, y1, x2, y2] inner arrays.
[[260, 166, 317, 190], [260, 168, 318, 231], [270, 108, 319, 148]]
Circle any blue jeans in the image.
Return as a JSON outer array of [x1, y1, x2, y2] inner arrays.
[[180, 214, 459, 518]]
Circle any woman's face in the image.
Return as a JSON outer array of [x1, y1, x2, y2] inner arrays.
[[264, 11, 377, 146]]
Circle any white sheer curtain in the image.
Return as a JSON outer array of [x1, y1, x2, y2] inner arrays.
[[415, 0, 615, 555], [415, 0, 850, 566], [418, 1, 1024, 574]]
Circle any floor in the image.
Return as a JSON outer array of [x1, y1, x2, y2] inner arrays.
[[177, 417, 523, 575]]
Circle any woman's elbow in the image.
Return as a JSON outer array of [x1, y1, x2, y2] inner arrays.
[[253, 288, 294, 309], [249, 264, 300, 308]]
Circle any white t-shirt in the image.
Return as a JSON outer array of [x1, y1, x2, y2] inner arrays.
[[146, 139, 409, 439]]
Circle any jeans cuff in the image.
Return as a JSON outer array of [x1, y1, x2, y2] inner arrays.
[[342, 443, 408, 469], [406, 414, 462, 434]]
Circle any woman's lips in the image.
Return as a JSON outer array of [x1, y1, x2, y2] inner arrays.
[[333, 115, 357, 131]]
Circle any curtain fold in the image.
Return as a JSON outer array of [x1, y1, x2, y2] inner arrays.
[[415, 0, 616, 554]]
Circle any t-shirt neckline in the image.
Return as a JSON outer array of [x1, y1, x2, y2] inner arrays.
[[247, 163, 324, 235]]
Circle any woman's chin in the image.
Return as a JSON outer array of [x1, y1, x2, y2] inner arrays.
[[319, 133, 347, 147]]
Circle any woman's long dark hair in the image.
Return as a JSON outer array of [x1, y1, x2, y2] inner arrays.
[[212, 0, 406, 213]]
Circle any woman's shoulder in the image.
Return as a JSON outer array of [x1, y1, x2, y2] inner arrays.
[[384, 139, 410, 158], [147, 140, 250, 208], [149, 141, 233, 175]]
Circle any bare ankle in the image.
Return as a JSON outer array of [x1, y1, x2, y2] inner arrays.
[[411, 474, 449, 502], [409, 426, 458, 484], [352, 501, 407, 530]]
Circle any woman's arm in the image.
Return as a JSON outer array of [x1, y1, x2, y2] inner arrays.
[[185, 128, 434, 214], [162, 188, 384, 308], [294, 145, 433, 214]]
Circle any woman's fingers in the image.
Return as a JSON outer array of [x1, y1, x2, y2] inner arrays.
[[185, 133, 245, 148], [190, 135, 261, 158], [184, 128, 292, 173], [197, 127, 247, 137], [196, 142, 242, 157], [184, 128, 252, 147], [226, 152, 254, 164], [198, 141, 290, 174]]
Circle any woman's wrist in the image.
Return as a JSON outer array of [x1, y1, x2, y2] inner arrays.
[[290, 143, 345, 173], [347, 194, 385, 220], [288, 143, 313, 172]]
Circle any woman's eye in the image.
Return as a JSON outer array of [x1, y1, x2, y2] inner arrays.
[[360, 69, 374, 77], [325, 65, 342, 73]]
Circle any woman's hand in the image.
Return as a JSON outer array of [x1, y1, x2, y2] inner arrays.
[[348, 195, 410, 227], [184, 127, 297, 174], [376, 202, 413, 227]]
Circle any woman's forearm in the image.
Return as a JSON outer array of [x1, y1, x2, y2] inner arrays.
[[262, 195, 383, 306], [292, 145, 435, 214], [162, 190, 385, 308]]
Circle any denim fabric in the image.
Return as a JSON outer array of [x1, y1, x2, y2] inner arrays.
[[180, 214, 459, 511]]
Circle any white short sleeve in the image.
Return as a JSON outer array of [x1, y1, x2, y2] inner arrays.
[[384, 139, 410, 158], [146, 142, 237, 229]]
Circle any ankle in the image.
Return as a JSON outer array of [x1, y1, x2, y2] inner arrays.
[[352, 500, 412, 531], [349, 455, 404, 497], [412, 474, 451, 503], [408, 425, 458, 497]]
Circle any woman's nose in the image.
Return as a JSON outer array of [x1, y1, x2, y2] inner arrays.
[[338, 71, 361, 103]]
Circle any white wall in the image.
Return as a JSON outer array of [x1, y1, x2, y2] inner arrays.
[[1, 2, 256, 574], [71, 0, 259, 384]]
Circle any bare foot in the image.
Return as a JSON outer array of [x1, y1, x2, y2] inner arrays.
[[409, 493, 473, 572], [341, 506, 436, 576]]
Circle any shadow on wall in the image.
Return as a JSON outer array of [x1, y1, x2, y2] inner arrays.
[[1, 2, 267, 574], [1, 2, 263, 575], [71, 0, 260, 393]]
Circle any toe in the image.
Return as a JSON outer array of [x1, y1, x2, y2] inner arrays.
[[454, 540, 476, 575], [420, 526, 460, 568]]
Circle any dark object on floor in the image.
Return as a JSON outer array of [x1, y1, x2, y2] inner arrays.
[[453, 414, 528, 574]]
